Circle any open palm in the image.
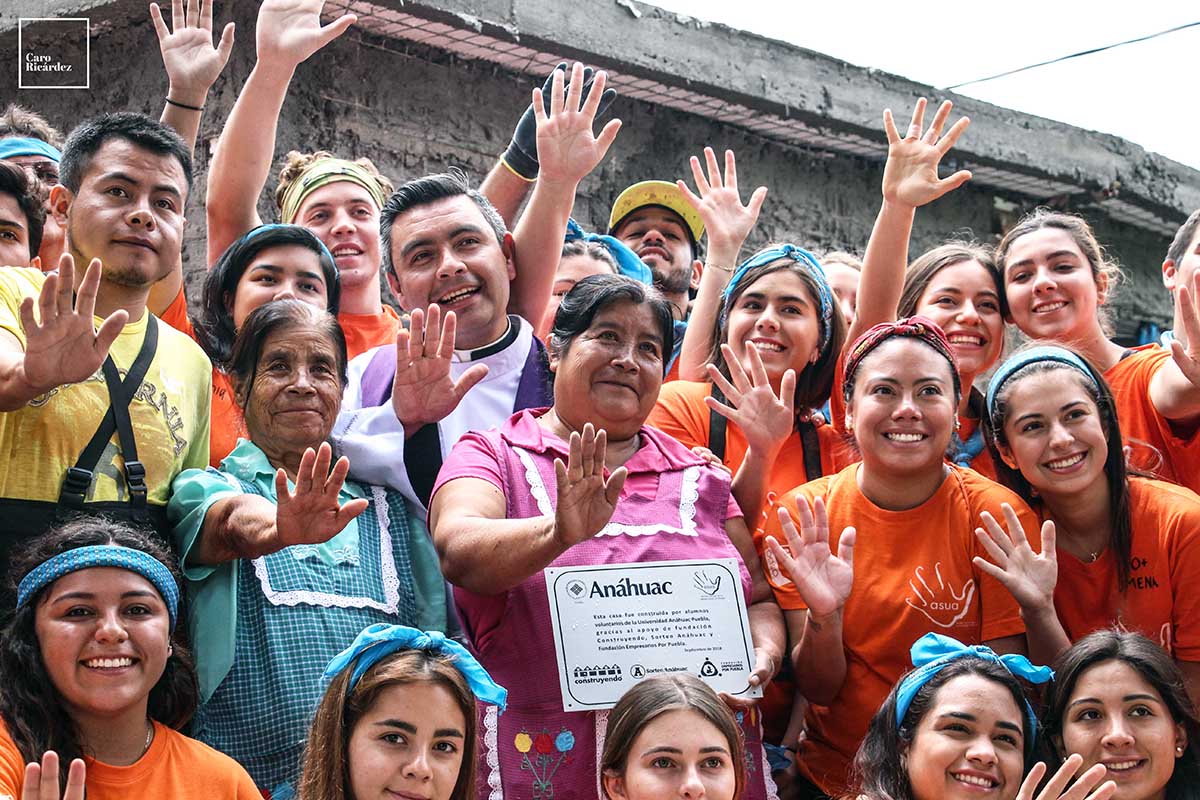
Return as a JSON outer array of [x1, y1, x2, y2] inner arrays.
[[391, 305, 488, 431], [151, 0, 235, 96], [535, 63, 622, 186], [881, 98, 972, 209], [553, 423, 627, 548], [706, 343, 794, 456], [255, 0, 356, 67], [20, 255, 126, 395], [766, 496, 855, 617], [274, 443, 369, 548]]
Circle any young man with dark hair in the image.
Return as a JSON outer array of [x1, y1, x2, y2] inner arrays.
[[0, 112, 211, 566], [0, 161, 46, 267]]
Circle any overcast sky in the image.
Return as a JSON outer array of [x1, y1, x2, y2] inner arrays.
[[648, 0, 1199, 170]]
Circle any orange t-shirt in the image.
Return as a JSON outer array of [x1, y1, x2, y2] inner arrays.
[[0, 719, 260, 799], [829, 351, 996, 477], [1105, 345, 1199, 493], [650, 380, 855, 535], [339, 305, 401, 358], [159, 291, 403, 466], [760, 463, 1033, 794], [1050, 477, 1200, 659]]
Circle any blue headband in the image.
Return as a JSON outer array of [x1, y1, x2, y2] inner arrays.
[[242, 223, 337, 263], [564, 218, 653, 286], [720, 244, 835, 351], [985, 345, 1095, 418], [17, 545, 180, 631], [0, 137, 62, 162], [323, 624, 508, 712], [896, 633, 1052, 745]]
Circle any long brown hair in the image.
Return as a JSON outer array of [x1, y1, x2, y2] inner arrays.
[[601, 673, 745, 799], [298, 649, 478, 800]]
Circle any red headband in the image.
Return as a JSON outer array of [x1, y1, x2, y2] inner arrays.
[[842, 315, 961, 405]]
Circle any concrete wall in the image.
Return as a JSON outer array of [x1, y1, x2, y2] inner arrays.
[[2, 0, 1183, 338]]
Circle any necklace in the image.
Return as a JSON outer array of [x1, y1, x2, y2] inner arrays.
[[141, 719, 154, 758]]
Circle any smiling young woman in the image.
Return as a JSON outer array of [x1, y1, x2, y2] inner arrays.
[[758, 318, 1064, 798], [0, 519, 258, 799], [996, 211, 1200, 493], [851, 633, 1115, 800], [601, 673, 744, 800], [975, 344, 1200, 701], [1043, 631, 1200, 800]]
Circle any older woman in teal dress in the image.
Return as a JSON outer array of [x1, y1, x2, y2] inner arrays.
[[169, 300, 448, 798]]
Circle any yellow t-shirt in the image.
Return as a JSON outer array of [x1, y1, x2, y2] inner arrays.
[[0, 268, 211, 506]]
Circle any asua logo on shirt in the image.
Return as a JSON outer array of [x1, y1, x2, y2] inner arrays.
[[905, 562, 975, 628]]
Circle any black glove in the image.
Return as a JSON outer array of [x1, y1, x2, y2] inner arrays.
[[500, 63, 618, 181]]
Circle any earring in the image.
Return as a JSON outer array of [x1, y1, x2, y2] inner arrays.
[[167, 645, 174, 656], [1178, 746, 1185, 756]]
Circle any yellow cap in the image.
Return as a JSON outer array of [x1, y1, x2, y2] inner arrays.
[[607, 181, 704, 244]]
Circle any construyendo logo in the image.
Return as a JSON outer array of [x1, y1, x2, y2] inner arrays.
[[18, 18, 90, 89]]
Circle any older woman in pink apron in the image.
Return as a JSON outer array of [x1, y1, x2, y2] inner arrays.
[[430, 274, 785, 799]]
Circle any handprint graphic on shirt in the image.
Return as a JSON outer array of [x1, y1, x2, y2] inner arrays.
[[905, 562, 975, 628]]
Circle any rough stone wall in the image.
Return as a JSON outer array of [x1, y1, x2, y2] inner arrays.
[[3, 0, 1176, 338]]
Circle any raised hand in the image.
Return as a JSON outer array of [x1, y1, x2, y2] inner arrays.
[[1016, 755, 1114, 800], [706, 343, 795, 458], [501, 63, 618, 181], [22, 751, 86, 800], [151, 0, 235, 102], [553, 423, 628, 548], [19, 254, 127, 395], [534, 62, 622, 188], [881, 98, 972, 209], [255, 0, 356, 70], [677, 147, 767, 258], [274, 442, 369, 548], [765, 497, 855, 617], [973, 504, 1058, 613], [1169, 271, 1200, 388], [391, 305, 489, 431]]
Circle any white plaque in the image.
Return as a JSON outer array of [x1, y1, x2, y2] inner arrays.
[[544, 558, 762, 710]]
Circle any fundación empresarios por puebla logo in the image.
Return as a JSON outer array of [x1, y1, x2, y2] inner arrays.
[[18, 17, 90, 90]]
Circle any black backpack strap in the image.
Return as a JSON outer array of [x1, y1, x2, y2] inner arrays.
[[797, 419, 823, 482], [58, 317, 159, 515], [707, 384, 728, 462]]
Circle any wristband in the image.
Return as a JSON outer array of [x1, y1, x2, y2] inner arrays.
[[165, 97, 204, 112]]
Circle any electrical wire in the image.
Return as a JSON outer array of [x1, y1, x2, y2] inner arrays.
[[944, 20, 1200, 91]]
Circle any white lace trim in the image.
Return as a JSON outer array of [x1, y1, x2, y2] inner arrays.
[[484, 703, 502, 800], [762, 742, 779, 800], [252, 485, 400, 611], [512, 449, 700, 538], [594, 709, 609, 799]]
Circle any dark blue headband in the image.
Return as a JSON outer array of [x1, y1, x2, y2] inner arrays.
[[720, 244, 835, 351]]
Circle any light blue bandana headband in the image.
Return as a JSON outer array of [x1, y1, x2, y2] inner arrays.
[[896, 633, 1052, 746], [324, 624, 508, 712], [17, 545, 180, 631], [0, 137, 62, 162], [720, 244, 835, 351], [985, 345, 1095, 418], [564, 218, 653, 286]]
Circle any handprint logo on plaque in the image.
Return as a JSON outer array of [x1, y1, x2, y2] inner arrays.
[[905, 562, 975, 628]]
